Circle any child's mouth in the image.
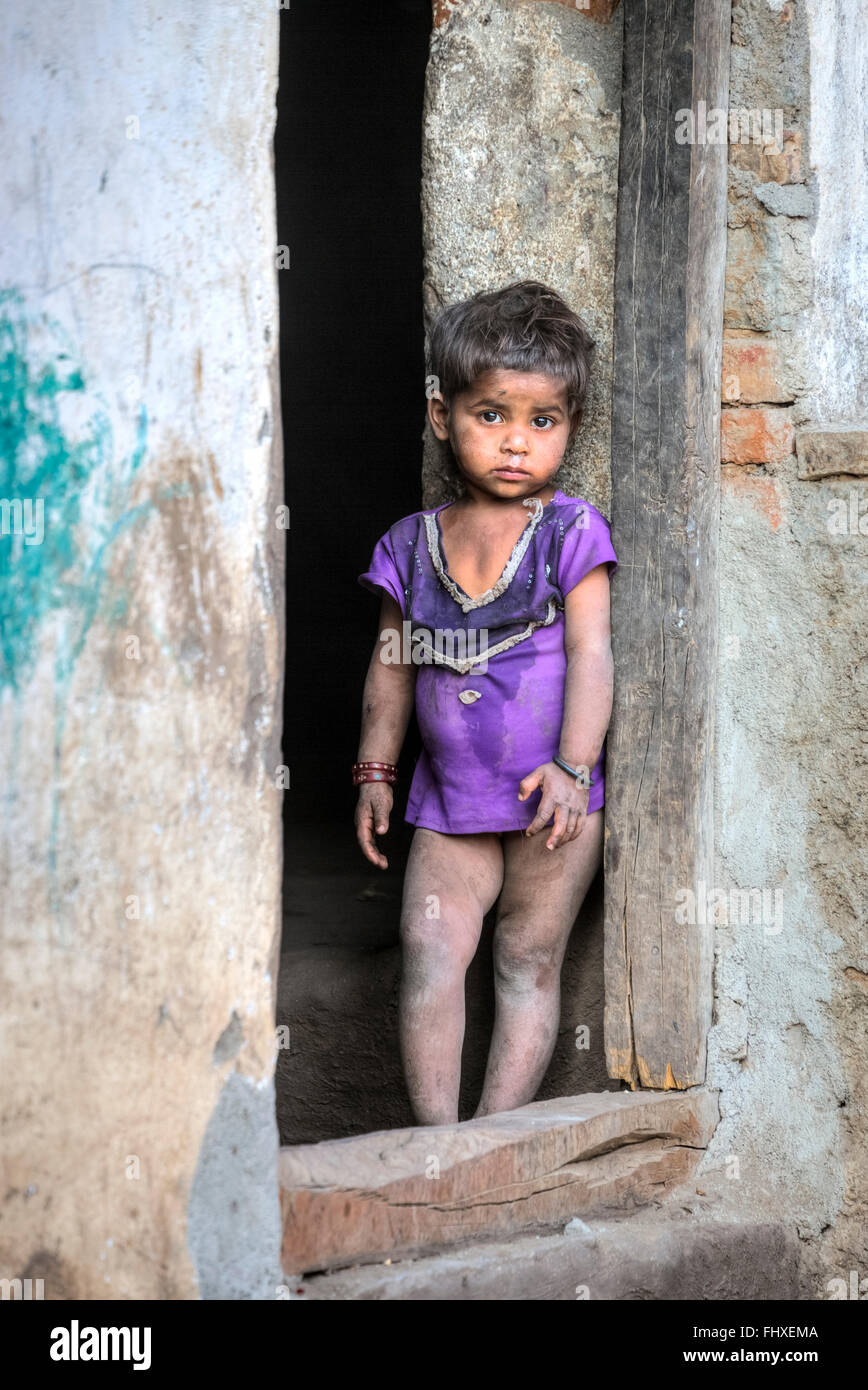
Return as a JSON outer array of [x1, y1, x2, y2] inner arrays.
[[493, 467, 529, 479]]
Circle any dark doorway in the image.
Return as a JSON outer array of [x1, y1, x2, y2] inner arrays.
[[273, 1, 613, 1147], [275, 0, 430, 831], [274, 0, 431, 1143]]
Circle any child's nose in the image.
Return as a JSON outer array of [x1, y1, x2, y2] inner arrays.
[[502, 426, 529, 452]]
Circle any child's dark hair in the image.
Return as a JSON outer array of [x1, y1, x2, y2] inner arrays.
[[427, 280, 596, 424]]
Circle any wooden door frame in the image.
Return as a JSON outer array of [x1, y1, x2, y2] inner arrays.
[[604, 0, 730, 1089]]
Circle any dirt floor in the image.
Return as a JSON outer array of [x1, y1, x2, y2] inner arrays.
[[277, 818, 617, 1144]]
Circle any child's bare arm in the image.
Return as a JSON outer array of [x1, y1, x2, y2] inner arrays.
[[519, 564, 614, 849], [355, 592, 418, 869], [558, 563, 614, 771]]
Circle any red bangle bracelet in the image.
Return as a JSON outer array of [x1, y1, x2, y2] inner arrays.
[[353, 760, 398, 787]]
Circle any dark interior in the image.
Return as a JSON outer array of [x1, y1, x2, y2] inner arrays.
[[274, 0, 612, 1146], [275, 0, 429, 838]]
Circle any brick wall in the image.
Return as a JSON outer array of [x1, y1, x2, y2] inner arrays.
[[719, 4, 809, 471]]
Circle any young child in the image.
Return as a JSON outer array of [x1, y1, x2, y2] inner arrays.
[[354, 280, 617, 1126]]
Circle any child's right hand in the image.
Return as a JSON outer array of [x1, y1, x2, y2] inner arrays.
[[355, 782, 393, 870]]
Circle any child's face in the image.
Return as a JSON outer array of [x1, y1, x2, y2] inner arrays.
[[428, 368, 576, 501]]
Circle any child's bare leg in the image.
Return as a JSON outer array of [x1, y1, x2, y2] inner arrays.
[[473, 810, 604, 1118], [399, 827, 504, 1125]]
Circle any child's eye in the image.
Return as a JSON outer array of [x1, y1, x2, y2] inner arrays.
[[532, 416, 554, 429], [480, 410, 502, 424]]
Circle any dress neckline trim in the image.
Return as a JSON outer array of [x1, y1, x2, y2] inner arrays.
[[425, 490, 562, 613]]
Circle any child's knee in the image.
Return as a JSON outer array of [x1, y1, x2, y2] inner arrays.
[[400, 897, 478, 974], [492, 930, 562, 995]]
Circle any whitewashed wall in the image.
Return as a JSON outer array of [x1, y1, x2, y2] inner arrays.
[[0, 1, 284, 1298]]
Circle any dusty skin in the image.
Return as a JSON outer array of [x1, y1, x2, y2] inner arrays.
[[397, 812, 604, 1124]]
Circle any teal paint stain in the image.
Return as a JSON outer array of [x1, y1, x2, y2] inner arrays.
[[0, 289, 149, 690], [0, 288, 150, 939]]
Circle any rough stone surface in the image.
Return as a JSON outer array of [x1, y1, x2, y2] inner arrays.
[[729, 128, 803, 184], [0, 1, 284, 1299], [421, 0, 622, 515], [433, 0, 622, 32], [753, 180, 814, 217], [796, 429, 868, 480], [724, 0, 815, 420], [724, 213, 814, 332]]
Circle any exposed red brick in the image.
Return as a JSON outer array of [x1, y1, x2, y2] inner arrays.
[[721, 467, 784, 531], [721, 332, 791, 405], [721, 407, 794, 465]]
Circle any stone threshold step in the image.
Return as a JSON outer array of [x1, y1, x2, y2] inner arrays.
[[279, 1087, 719, 1275], [285, 1209, 801, 1301], [285, 1212, 801, 1295]]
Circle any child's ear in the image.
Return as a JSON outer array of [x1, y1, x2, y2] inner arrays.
[[427, 392, 451, 441]]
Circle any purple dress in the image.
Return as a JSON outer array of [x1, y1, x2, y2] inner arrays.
[[357, 489, 618, 835]]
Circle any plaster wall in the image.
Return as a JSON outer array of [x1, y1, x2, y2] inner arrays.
[[0, 1, 285, 1298], [703, 0, 868, 1296], [421, 0, 622, 514]]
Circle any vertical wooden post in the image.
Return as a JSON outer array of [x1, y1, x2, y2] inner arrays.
[[604, 0, 730, 1089]]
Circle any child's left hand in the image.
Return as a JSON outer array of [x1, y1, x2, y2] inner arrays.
[[518, 762, 590, 850]]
